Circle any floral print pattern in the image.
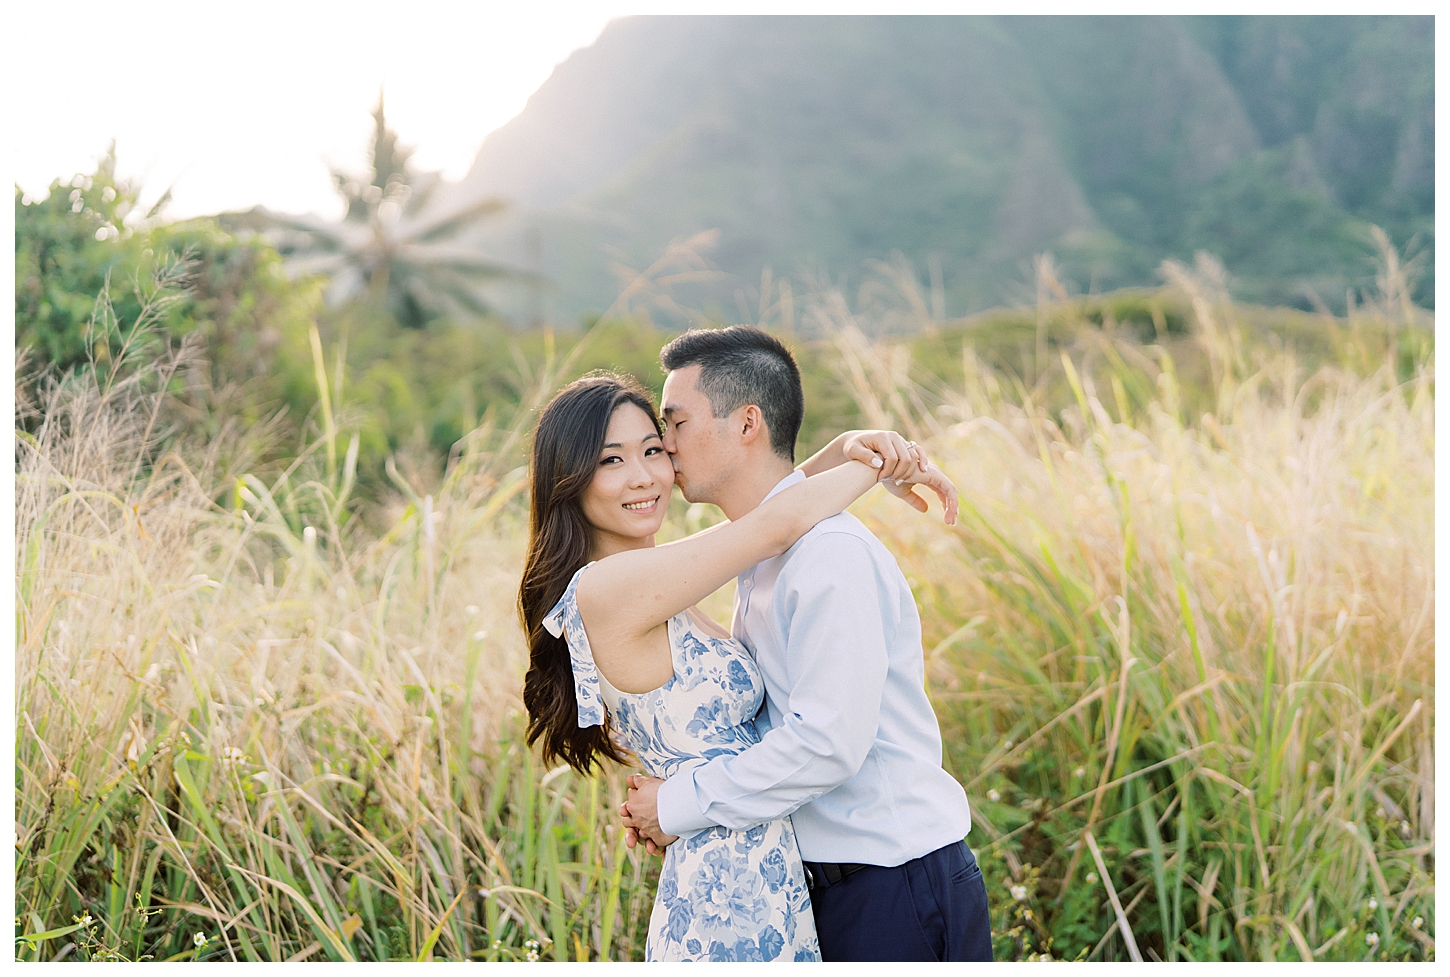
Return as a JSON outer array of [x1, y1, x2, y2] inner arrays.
[[540, 564, 606, 729], [545, 565, 820, 962]]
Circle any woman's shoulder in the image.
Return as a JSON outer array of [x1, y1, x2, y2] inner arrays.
[[564, 561, 595, 598], [568, 558, 615, 622], [542, 562, 596, 634]]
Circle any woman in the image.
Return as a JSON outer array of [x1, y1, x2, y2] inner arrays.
[[518, 372, 950, 961]]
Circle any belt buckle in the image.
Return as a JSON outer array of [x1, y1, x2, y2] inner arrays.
[[803, 864, 817, 889]]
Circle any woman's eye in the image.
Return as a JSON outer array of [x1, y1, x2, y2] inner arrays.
[[645, 446, 663, 456], [600, 455, 622, 466]]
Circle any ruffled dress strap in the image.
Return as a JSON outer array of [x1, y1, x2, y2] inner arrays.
[[541, 562, 606, 729]]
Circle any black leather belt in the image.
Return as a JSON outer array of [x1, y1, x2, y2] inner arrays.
[[802, 860, 871, 890]]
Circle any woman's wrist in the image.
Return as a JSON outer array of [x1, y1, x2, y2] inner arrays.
[[798, 430, 856, 477]]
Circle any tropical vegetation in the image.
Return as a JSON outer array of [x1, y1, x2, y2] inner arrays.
[[14, 176, 1434, 957], [233, 96, 524, 330]]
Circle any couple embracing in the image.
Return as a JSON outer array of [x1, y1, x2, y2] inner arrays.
[[518, 326, 993, 962]]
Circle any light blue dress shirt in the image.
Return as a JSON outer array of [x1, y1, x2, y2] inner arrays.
[[656, 471, 973, 866]]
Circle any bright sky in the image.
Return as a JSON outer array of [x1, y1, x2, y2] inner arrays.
[[10, 2, 637, 219], [10, 2, 1358, 221], [12, 0, 945, 220]]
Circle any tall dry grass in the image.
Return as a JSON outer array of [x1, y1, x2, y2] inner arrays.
[[15, 243, 1433, 960], [837, 253, 1433, 960], [13, 264, 672, 961]]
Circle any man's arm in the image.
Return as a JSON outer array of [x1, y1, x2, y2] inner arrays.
[[645, 531, 893, 837]]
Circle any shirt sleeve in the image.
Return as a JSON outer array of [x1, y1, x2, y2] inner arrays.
[[657, 530, 892, 835]]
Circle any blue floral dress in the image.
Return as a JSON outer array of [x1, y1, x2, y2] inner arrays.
[[543, 564, 820, 962]]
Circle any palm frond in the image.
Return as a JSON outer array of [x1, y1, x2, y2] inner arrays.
[[408, 196, 509, 244], [400, 245, 538, 281], [324, 266, 367, 306], [248, 209, 364, 251], [230, 100, 541, 323]]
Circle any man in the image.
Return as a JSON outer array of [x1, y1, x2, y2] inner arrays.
[[619, 325, 993, 961]]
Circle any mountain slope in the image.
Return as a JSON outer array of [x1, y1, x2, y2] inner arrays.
[[455, 15, 1432, 325]]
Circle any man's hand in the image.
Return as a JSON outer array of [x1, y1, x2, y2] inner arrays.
[[883, 461, 959, 526], [619, 774, 677, 855]]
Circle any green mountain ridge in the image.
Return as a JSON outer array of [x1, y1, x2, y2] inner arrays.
[[452, 15, 1432, 326]]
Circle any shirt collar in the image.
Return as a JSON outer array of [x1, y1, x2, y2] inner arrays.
[[739, 471, 806, 587], [761, 469, 806, 504]]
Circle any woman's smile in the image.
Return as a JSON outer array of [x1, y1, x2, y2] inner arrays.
[[580, 402, 677, 557]]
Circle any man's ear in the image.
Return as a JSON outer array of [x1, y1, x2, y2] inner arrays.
[[737, 404, 768, 447]]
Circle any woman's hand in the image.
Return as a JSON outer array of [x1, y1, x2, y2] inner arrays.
[[882, 461, 960, 526], [840, 430, 929, 483], [838, 431, 958, 525]]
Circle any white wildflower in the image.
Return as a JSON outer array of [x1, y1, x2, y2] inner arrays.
[[222, 746, 247, 765], [464, 605, 479, 617], [1086, 873, 1097, 884], [194, 932, 208, 947], [1376, 806, 1386, 819], [1345, 821, 1357, 834], [1010, 885, 1028, 902], [987, 789, 1001, 803], [1365, 932, 1379, 947], [1400, 821, 1412, 838], [1072, 767, 1086, 778], [1003, 740, 1013, 750], [1368, 898, 1378, 910], [1412, 916, 1423, 930], [474, 630, 488, 643]]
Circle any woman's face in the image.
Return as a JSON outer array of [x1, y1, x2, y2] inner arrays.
[[580, 403, 676, 554]]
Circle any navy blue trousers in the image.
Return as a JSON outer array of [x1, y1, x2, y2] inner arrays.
[[809, 841, 993, 961]]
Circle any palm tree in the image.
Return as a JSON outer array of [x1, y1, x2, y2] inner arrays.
[[237, 94, 525, 328]]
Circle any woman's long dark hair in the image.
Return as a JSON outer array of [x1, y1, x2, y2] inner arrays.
[[520, 372, 662, 774]]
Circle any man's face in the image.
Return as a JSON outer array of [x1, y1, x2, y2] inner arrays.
[[660, 364, 735, 505]]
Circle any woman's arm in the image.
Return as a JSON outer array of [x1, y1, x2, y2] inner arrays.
[[798, 429, 928, 480], [577, 460, 883, 642]]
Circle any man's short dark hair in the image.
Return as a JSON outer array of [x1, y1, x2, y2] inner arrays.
[[660, 325, 804, 461]]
